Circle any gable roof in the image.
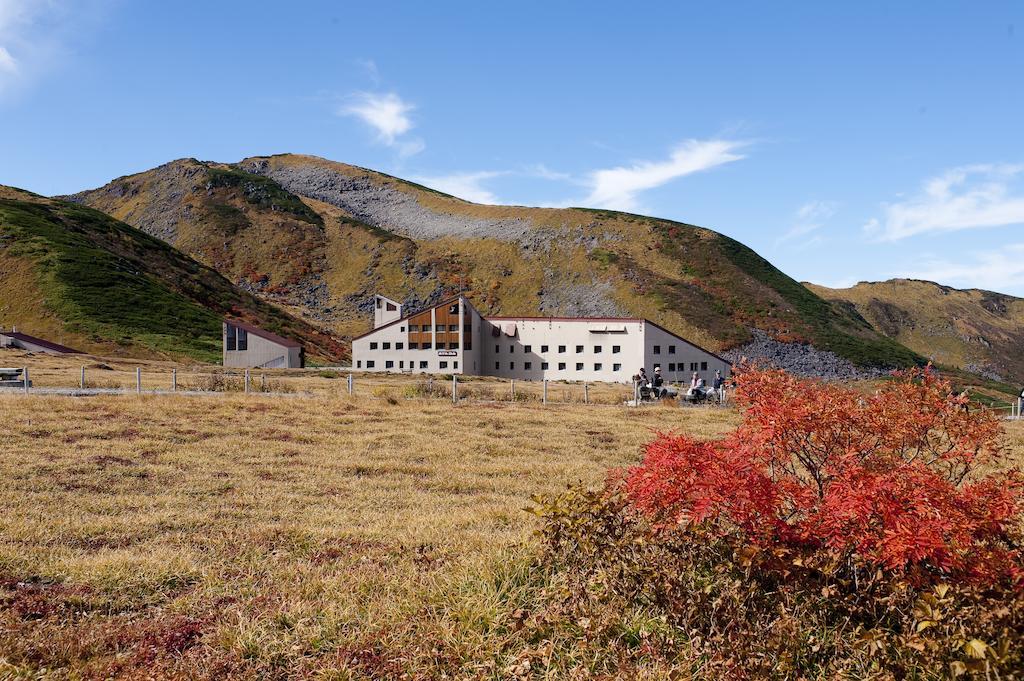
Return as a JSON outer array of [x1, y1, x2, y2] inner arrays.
[[225, 320, 301, 348], [352, 296, 464, 340], [1, 331, 82, 354]]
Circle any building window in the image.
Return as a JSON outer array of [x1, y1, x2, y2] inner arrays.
[[575, 345, 584, 353], [653, 345, 661, 355], [449, 324, 458, 332], [422, 341, 432, 350], [399, 361, 405, 369], [613, 363, 621, 371], [439, 361, 448, 369], [524, 345, 532, 353], [408, 325, 418, 332], [556, 362, 566, 370], [509, 345, 515, 353], [236, 328, 247, 351], [594, 363, 602, 371], [525, 362, 532, 370], [691, 362, 698, 371], [510, 362, 515, 370], [449, 304, 458, 314], [541, 345, 549, 353], [366, 360, 375, 368], [383, 342, 391, 350], [575, 362, 584, 371], [356, 360, 362, 368], [386, 302, 396, 311], [495, 361, 500, 370], [495, 344, 500, 353], [668, 363, 676, 372], [409, 342, 418, 350], [369, 341, 378, 350], [701, 361, 708, 371], [612, 345, 621, 353], [669, 345, 676, 354], [558, 345, 566, 353], [594, 345, 602, 353], [453, 361, 458, 369], [396, 342, 404, 350], [226, 324, 236, 350], [419, 361, 428, 369], [421, 324, 431, 332], [400, 326, 405, 332], [385, 360, 394, 369], [541, 362, 549, 370]]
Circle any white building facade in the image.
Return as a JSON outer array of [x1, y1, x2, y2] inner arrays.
[[351, 295, 730, 384]]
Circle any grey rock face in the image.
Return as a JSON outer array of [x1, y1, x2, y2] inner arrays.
[[723, 329, 880, 380], [242, 159, 534, 243]]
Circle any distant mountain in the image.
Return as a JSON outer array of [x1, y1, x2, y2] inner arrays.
[[68, 154, 921, 371], [807, 279, 1024, 384], [0, 186, 346, 363]]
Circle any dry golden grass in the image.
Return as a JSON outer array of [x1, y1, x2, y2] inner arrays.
[[0, 384, 739, 678]]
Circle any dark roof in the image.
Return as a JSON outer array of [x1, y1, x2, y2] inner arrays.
[[225, 320, 301, 348], [2, 331, 82, 354], [352, 296, 464, 340]]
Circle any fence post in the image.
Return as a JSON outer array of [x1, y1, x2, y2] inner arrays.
[[1018, 398, 1023, 419], [452, 375, 458, 404], [23, 367, 29, 394], [261, 374, 266, 392], [584, 382, 589, 405], [244, 368, 250, 394], [172, 368, 177, 392], [510, 379, 515, 401], [428, 376, 433, 394], [543, 379, 548, 405], [347, 373, 353, 396], [136, 367, 141, 394], [80, 365, 86, 390]]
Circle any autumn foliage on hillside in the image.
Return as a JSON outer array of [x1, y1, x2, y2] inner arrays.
[[626, 366, 1023, 587]]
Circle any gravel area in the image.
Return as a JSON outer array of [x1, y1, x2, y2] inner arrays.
[[723, 329, 880, 380], [242, 158, 535, 243]]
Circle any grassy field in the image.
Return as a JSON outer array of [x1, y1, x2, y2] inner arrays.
[[2, 346, 1022, 678], [0, 383, 745, 679]]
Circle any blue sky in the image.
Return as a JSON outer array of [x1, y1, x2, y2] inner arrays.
[[2, 1, 1023, 295]]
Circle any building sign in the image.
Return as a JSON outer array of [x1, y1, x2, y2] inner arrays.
[[437, 350, 458, 357]]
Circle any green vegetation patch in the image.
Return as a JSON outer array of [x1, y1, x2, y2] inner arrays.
[[0, 199, 223, 361], [208, 166, 322, 226]]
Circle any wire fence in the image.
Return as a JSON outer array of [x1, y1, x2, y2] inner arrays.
[[0, 365, 729, 408]]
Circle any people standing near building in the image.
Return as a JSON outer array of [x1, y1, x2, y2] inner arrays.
[[713, 370, 725, 403], [652, 367, 665, 398]]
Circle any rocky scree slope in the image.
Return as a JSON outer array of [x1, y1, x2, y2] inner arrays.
[[0, 186, 346, 363], [68, 154, 922, 373]]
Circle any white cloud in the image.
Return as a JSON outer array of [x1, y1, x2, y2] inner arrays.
[[865, 164, 1024, 241], [776, 200, 837, 245], [903, 244, 1024, 294], [340, 91, 415, 144], [580, 139, 747, 211], [338, 90, 425, 158], [0, 45, 15, 73], [410, 171, 506, 204]]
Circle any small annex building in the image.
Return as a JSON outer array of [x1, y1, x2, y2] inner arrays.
[[0, 328, 81, 355], [351, 294, 731, 384], [223, 320, 303, 369]]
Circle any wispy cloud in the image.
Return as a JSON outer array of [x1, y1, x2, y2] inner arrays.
[[776, 200, 837, 246], [579, 139, 747, 211], [903, 243, 1024, 294], [410, 171, 507, 204], [864, 164, 1024, 241], [338, 91, 424, 157], [0, 0, 65, 99]]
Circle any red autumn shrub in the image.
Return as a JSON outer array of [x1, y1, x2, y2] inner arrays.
[[625, 365, 1024, 586]]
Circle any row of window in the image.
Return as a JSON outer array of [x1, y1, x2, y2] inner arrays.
[[358, 359, 459, 370], [495, 361, 623, 372], [668, 362, 709, 372], [369, 341, 463, 351], [405, 324, 471, 333], [496, 344, 622, 354]]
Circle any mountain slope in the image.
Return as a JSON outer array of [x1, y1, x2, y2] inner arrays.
[[807, 279, 1024, 383], [0, 186, 346, 363], [69, 154, 922, 370]]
